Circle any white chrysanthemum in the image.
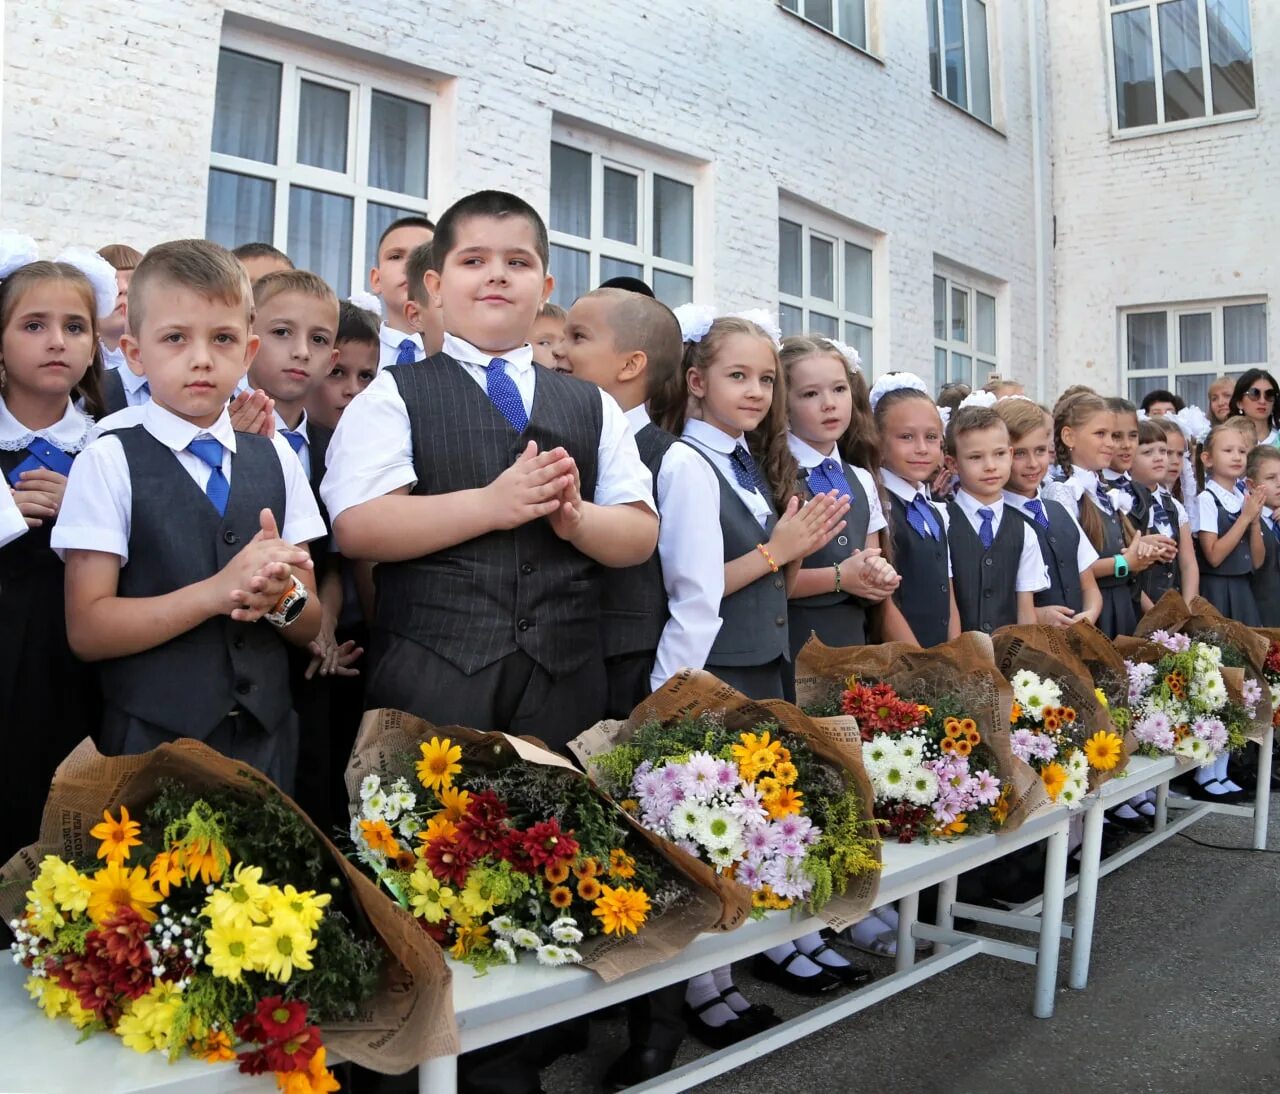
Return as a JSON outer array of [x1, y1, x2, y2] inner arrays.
[[1011, 670, 1040, 703], [489, 915, 516, 937], [364, 790, 388, 819], [905, 768, 939, 807], [862, 735, 900, 774], [896, 734, 925, 765], [1193, 672, 1227, 711], [874, 761, 914, 801], [1174, 736, 1210, 763], [551, 919, 584, 944], [510, 928, 541, 951], [398, 815, 422, 841], [670, 802, 706, 841], [707, 844, 739, 868], [1067, 749, 1089, 775], [1059, 776, 1087, 809], [536, 944, 574, 967], [1269, 682, 1280, 709], [696, 807, 744, 851], [360, 774, 382, 801], [494, 939, 518, 964]]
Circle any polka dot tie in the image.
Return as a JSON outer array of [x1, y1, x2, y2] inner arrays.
[[729, 446, 764, 495], [396, 338, 418, 365], [484, 358, 529, 433], [1024, 497, 1051, 530], [807, 457, 852, 499], [977, 506, 995, 550]]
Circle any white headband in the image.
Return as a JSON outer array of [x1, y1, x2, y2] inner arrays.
[[1173, 404, 1212, 443], [829, 339, 862, 373], [672, 302, 716, 344], [54, 246, 119, 319], [0, 231, 40, 281], [348, 289, 383, 315], [731, 308, 783, 348], [869, 371, 929, 412]]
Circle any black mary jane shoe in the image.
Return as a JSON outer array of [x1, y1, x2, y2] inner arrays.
[[751, 950, 842, 996], [602, 1042, 681, 1091], [681, 995, 759, 1050], [801, 940, 873, 987], [1187, 779, 1246, 805], [1105, 806, 1153, 833]]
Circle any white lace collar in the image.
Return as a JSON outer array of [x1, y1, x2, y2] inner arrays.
[[0, 397, 95, 453]]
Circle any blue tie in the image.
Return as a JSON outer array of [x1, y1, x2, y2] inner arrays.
[[187, 437, 230, 516], [483, 358, 529, 433], [807, 458, 852, 500], [1024, 497, 1050, 530], [1094, 485, 1115, 515], [729, 446, 764, 495], [138, 380, 150, 402], [5, 439, 73, 486], [977, 507, 995, 550], [396, 338, 418, 365], [282, 429, 306, 455], [906, 494, 940, 541]]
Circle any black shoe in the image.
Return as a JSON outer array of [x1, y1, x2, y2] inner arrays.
[[1106, 807, 1153, 833], [1187, 779, 1246, 805], [751, 951, 842, 995], [602, 1042, 681, 1091], [801, 940, 873, 987], [530, 1017, 588, 1068], [681, 996, 759, 1050], [1099, 824, 1132, 858]]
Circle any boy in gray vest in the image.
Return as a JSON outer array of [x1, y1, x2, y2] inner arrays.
[[54, 240, 327, 790], [321, 191, 657, 751], [944, 405, 1048, 633]]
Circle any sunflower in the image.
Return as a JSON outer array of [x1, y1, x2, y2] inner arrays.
[[549, 885, 574, 909], [89, 806, 142, 865], [85, 861, 161, 925], [763, 786, 804, 819], [577, 877, 602, 901], [436, 785, 473, 822], [1040, 762, 1067, 800], [416, 736, 463, 792], [149, 850, 185, 898], [592, 885, 650, 937], [608, 849, 637, 880], [1083, 730, 1124, 771], [545, 861, 571, 884]]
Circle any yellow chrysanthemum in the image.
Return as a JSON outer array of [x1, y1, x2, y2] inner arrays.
[[204, 920, 256, 981], [416, 736, 463, 792], [249, 917, 317, 982], [85, 861, 161, 925], [459, 872, 499, 919], [939, 815, 969, 836], [117, 982, 184, 1054], [178, 834, 228, 885], [450, 922, 492, 959], [773, 761, 799, 787], [25, 976, 94, 1028], [408, 867, 456, 924], [730, 730, 783, 774], [763, 786, 804, 820], [359, 819, 401, 858], [271, 884, 331, 933], [89, 805, 142, 866], [1094, 688, 1110, 710], [149, 850, 185, 899], [607, 849, 637, 880], [419, 814, 460, 846], [436, 785, 473, 822], [204, 862, 271, 930], [1083, 730, 1124, 771], [1040, 762, 1067, 801], [32, 856, 91, 920], [592, 884, 650, 937]]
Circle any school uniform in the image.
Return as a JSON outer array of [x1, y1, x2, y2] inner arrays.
[[99, 341, 126, 372], [600, 406, 722, 717], [786, 434, 885, 656], [880, 467, 952, 648], [681, 420, 788, 701], [99, 365, 151, 415], [1250, 507, 1280, 626], [51, 400, 326, 791], [1140, 487, 1186, 605], [378, 323, 424, 371], [1195, 480, 1262, 625], [1003, 489, 1098, 615], [1102, 469, 1151, 528], [947, 490, 1048, 634], [320, 333, 655, 750], [0, 400, 101, 864]]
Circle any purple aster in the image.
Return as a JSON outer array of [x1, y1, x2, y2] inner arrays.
[[736, 860, 762, 890], [972, 769, 1000, 805], [1010, 728, 1037, 762]]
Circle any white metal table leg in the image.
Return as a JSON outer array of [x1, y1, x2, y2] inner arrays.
[[1154, 780, 1169, 830], [420, 1054, 458, 1094], [895, 891, 919, 973], [1068, 800, 1105, 990], [1033, 824, 1068, 1018], [1254, 731, 1273, 850], [934, 875, 958, 956]]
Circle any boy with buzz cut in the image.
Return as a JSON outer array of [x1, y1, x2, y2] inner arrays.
[[402, 240, 445, 359], [232, 241, 295, 283], [944, 405, 1048, 633], [369, 215, 435, 370], [53, 239, 327, 791], [322, 190, 658, 749]]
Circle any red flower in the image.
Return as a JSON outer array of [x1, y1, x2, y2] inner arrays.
[[56, 908, 157, 1021], [841, 681, 922, 738], [262, 1024, 323, 1072], [236, 1047, 272, 1076], [1265, 642, 1280, 677], [96, 906, 153, 969], [521, 819, 580, 869], [453, 791, 512, 859], [423, 835, 475, 886], [255, 996, 308, 1042]]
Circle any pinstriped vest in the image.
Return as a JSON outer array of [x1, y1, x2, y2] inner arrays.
[[376, 354, 603, 675], [1015, 497, 1085, 613], [947, 501, 1023, 634]]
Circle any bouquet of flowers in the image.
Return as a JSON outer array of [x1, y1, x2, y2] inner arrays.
[[571, 670, 882, 930], [0, 739, 451, 1080], [347, 710, 747, 980], [1258, 634, 1280, 728]]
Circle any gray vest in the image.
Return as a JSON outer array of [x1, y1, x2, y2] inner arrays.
[[1092, 495, 1131, 591], [100, 427, 291, 736], [600, 423, 677, 659], [1197, 492, 1253, 577], [376, 354, 603, 676], [948, 500, 1022, 634], [1140, 489, 1180, 603], [1018, 497, 1085, 613], [887, 492, 950, 647], [1251, 518, 1280, 626], [100, 368, 127, 415]]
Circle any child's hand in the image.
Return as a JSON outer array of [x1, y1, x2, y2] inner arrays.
[[1143, 532, 1178, 561], [768, 491, 850, 565], [839, 548, 900, 601], [1243, 488, 1267, 523], [228, 390, 277, 437], [485, 440, 576, 530], [305, 610, 364, 678], [213, 509, 312, 619], [548, 464, 585, 542], [1035, 605, 1077, 628], [12, 468, 68, 526], [930, 467, 957, 501]]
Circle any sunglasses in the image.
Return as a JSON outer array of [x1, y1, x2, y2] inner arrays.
[[1245, 387, 1277, 402]]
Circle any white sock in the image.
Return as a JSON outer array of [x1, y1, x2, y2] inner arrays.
[[877, 904, 900, 931], [1217, 755, 1243, 791], [1112, 804, 1141, 820], [846, 916, 892, 952], [763, 942, 825, 977], [794, 930, 850, 968], [712, 965, 751, 1014], [1195, 762, 1215, 786], [685, 971, 736, 1027], [1126, 793, 1147, 808]]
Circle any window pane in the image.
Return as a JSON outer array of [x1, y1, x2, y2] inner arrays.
[[805, 0, 834, 30], [927, 0, 942, 94], [549, 143, 591, 237], [653, 176, 694, 264], [843, 242, 872, 316], [780, 303, 805, 338], [844, 321, 872, 371], [935, 347, 949, 391], [1112, 9, 1158, 129], [549, 243, 589, 308], [950, 352, 972, 383], [602, 168, 638, 245], [943, 0, 967, 109], [837, 0, 867, 47], [1178, 312, 1212, 362], [1207, 0, 1255, 113], [966, 0, 992, 122], [810, 236, 835, 302], [951, 286, 969, 344], [780, 0, 798, 9], [1127, 374, 1167, 405], [1159, 0, 1206, 122], [364, 202, 419, 282], [297, 81, 349, 172], [779, 219, 803, 295], [810, 312, 839, 339], [369, 91, 429, 198], [1224, 302, 1267, 365], [1176, 372, 1215, 410], [652, 270, 693, 308], [975, 292, 996, 355], [600, 256, 643, 284], [933, 275, 947, 340], [1126, 311, 1168, 371], [288, 187, 353, 298], [206, 169, 275, 248], [212, 49, 280, 163]]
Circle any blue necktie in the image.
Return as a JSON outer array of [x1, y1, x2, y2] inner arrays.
[[5, 439, 73, 486], [483, 358, 529, 433], [396, 338, 418, 366], [187, 437, 230, 516], [282, 429, 306, 456], [729, 446, 764, 495], [138, 380, 150, 402], [807, 458, 852, 500], [1094, 485, 1115, 515], [1024, 497, 1050, 530], [1152, 493, 1174, 534], [977, 507, 995, 550], [906, 494, 940, 541]]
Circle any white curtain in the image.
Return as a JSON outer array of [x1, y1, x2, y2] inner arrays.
[[212, 50, 280, 163], [1224, 303, 1267, 366], [206, 170, 274, 248], [297, 81, 349, 172], [370, 92, 429, 197], [288, 188, 353, 298]]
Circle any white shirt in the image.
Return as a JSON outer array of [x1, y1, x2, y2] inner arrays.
[[92, 404, 146, 437], [118, 364, 151, 408], [0, 397, 95, 456], [378, 323, 424, 371], [1179, 456, 1199, 533], [52, 401, 326, 563], [1197, 479, 1244, 533], [0, 482, 27, 549], [1043, 466, 1102, 519], [786, 434, 887, 539], [879, 466, 952, 577], [680, 419, 773, 529], [320, 332, 655, 523], [99, 341, 126, 372], [1003, 488, 1100, 573], [951, 488, 1049, 593], [275, 409, 313, 480], [625, 405, 724, 691]]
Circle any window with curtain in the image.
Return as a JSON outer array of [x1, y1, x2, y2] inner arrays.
[[1121, 299, 1268, 406], [547, 133, 699, 310], [206, 41, 432, 298], [926, 0, 993, 123], [932, 272, 999, 389], [1108, 0, 1255, 132], [777, 208, 877, 372], [777, 0, 870, 51]]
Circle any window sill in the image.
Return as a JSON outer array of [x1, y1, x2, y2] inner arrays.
[[1110, 108, 1260, 142], [775, 5, 884, 66], [931, 90, 1005, 137]]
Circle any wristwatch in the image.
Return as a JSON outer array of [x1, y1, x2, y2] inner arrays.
[[264, 575, 309, 628], [1113, 555, 1129, 580]]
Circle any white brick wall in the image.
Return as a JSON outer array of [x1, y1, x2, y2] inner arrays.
[[2, 1, 1048, 390]]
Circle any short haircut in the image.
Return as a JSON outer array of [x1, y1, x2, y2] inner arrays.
[[1140, 388, 1184, 413], [536, 301, 567, 321], [231, 242, 294, 268], [377, 215, 435, 262], [1137, 417, 1168, 445], [945, 405, 1007, 455], [936, 381, 971, 412], [1105, 396, 1138, 418], [98, 243, 143, 271], [1247, 443, 1280, 480], [584, 287, 681, 376], [597, 275, 655, 298], [404, 241, 434, 307], [429, 190, 548, 273], [129, 239, 252, 336], [337, 299, 379, 345], [251, 269, 338, 314]]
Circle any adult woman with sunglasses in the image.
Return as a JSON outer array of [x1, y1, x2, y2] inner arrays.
[[1229, 369, 1280, 446]]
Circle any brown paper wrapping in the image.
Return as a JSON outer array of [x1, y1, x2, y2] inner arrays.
[[347, 708, 748, 984], [0, 737, 456, 1069], [795, 632, 1052, 832], [569, 669, 882, 933]]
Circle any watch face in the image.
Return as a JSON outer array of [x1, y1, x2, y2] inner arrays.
[[283, 592, 307, 624]]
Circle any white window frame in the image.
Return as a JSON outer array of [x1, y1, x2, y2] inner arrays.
[[1105, 0, 1258, 138], [927, 0, 994, 124], [776, 200, 880, 374], [933, 269, 1001, 389], [776, 0, 873, 55], [1119, 297, 1269, 405], [208, 27, 436, 292], [547, 125, 702, 309]]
